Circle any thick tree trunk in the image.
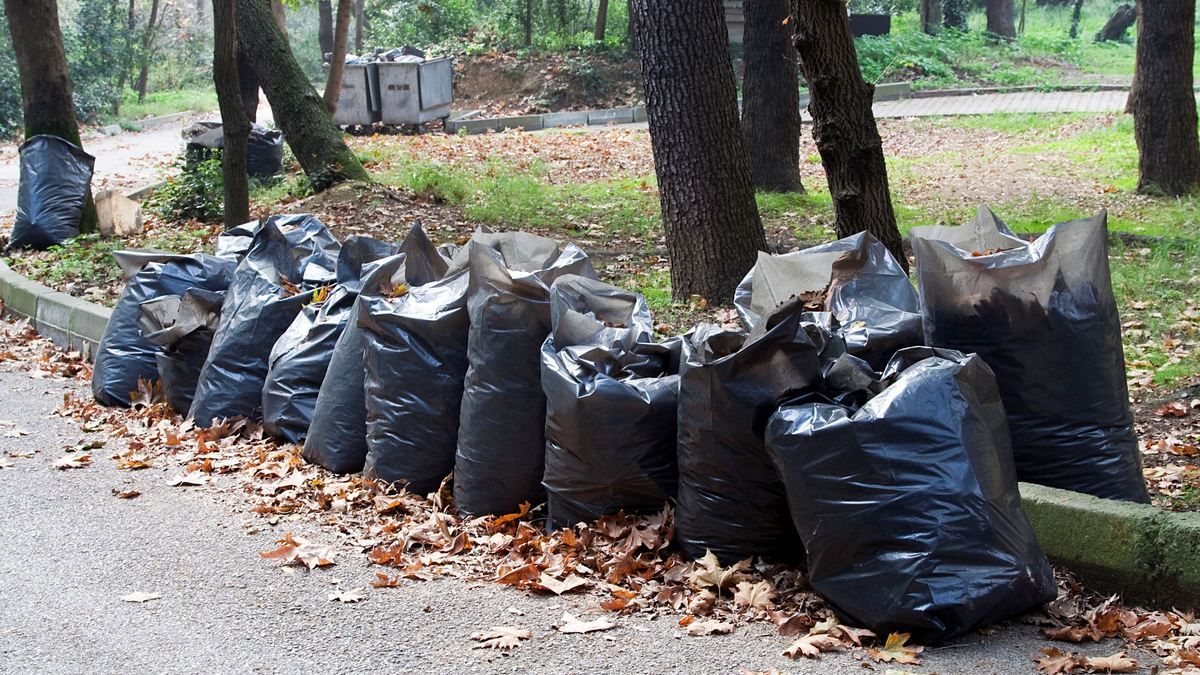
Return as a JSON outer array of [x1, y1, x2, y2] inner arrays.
[[318, 0, 334, 56], [1096, 3, 1136, 42], [919, 0, 942, 34], [4, 0, 98, 234], [594, 0, 608, 40], [943, 0, 968, 30], [113, 0, 137, 114], [354, 0, 364, 52], [987, 0, 1016, 39], [270, 0, 288, 34], [632, 0, 768, 302], [212, 0, 250, 228], [136, 0, 163, 102], [236, 0, 369, 191], [237, 40, 260, 123], [323, 0, 355, 115], [524, 0, 533, 46], [741, 0, 804, 193], [1068, 0, 1085, 39], [1128, 0, 1200, 196], [793, 0, 905, 269]]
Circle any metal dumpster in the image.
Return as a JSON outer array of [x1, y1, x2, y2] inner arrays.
[[377, 56, 453, 125], [332, 61, 381, 126]]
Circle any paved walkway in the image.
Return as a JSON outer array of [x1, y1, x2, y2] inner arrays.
[[871, 89, 1145, 118]]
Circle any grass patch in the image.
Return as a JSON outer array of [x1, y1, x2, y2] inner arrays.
[[98, 88, 219, 125]]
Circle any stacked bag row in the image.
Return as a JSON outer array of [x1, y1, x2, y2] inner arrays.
[[89, 206, 1146, 644]]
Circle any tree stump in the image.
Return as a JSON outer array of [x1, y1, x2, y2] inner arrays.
[[1095, 3, 1136, 42]]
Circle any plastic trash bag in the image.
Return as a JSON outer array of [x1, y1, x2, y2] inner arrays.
[[765, 347, 1057, 642], [303, 225, 451, 473], [454, 232, 597, 516], [675, 300, 834, 563], [360, 269, 470, 493], [188, 215, 341, 427], [185, 122, 285, 178], [138, 289, 225, 414], [734, 232, 922, 369], [11, 135, 96, 250], [911, 207, 1148, 503], [541, 276, 681, 529], [260, 235, 406, 444], [213, 219, 266, 259], [91, 252, 236, 407]]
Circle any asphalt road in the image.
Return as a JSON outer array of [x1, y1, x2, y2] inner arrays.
[[0, 367, 1141, 674]]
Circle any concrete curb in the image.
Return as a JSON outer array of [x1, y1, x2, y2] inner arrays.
[[1021, 482, 1200, 610], [0, 260, 110, 358]]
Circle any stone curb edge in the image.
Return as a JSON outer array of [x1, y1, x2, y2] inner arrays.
[[0, 259, 110, 359], [1021, 482, 1200, 610]]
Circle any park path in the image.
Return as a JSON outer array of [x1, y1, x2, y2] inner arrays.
[[0, 360, 1128, 673]]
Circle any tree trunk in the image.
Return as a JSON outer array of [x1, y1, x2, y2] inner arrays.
[[943, 0, 968, 30], [323, 0, 355, 115], [594, 0, 608, 40], [113, 0, 137, 114], [986, 0, 1016, 39], [1068, 0, 1084, 39], [271, 0, 288, 35], [354, 0, 364, 52], [741, 0, 804, 193], [212, 0, 250, 228], [632, 0, 768, 302], [318, 0, 334, 57], [1096, 3, 1136, 42], [136, 0, 163, 102], [237, 40, 260, 123], [919, 0, 942, 34], [4, 0, 98, 233], [1128, 0, 1200, 196], [524, 0, 533, 46], [793, 0, 906, 269], [236, 0, 369, 191]]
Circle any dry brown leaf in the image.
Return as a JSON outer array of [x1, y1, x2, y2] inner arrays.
[[472, 626, 532, 651], [685, 619, 735, 636], [532, 573, 588, 596], [260, 532, 335, 570], [559, 612, 617, 634], [686, 550, 750, 590], [1079, 652, 1136, 673], [1035, 647, 1079, 675], [733, 580, 776, 612], [328, 588, 366, 603], [782, 633, 843, 659], [53, 452, 91, 469], [112, 488, 141, 499], [867, 632, 922, 665], [167, 471, 208, 487]]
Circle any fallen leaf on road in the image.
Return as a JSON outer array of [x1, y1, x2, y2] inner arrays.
[[685, 619, 735, 636], [782, 632, 842, 659], [120, 591, 160, 603], [733, 580, 776, 612], [116, 455, 152, 470], [532, 573, 588, 595], [260, 532, 335, 570], [371, 573, 402, 588], [1157, 400, 1190, 418], [1080, 652, 1136, 672], [868, 632, 922, 665], [167, 471, 208, 487], [559, 612, 617, 634], [472, 626, 532, 651], [112, 488, 141, 499], [328, 588, 366, 603], [53, 453, 91, 469], [686, 550, 750, 590]]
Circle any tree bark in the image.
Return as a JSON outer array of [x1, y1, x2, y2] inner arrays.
[[1068, 0, 1085, 39], [987, 0, 1016, 39], [270, 0, 288, 35], [1096, 3, 1136, 42], [594, 0, 608, 41], [237, 40, 260, 123], [741, 0, 804, 193], [318, 0, 334, 56], [323, 0, 355, 115], [632, 0, 768, 302], [793, 0, 906, 269], [943, 0, 968, 30], [1127, 0, 1200, 196], [919, 0, 942, 34], [113, 0, 138, 114], [135, 0, 163, 102], [236, 0, 369, 191], [524, 0, 533, 46], [5, 0, 98, 233], [212, 0, 250, 228], [354, 0, 364, 53]]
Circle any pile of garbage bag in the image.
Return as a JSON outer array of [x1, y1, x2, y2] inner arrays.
[[184, 122, 285, 179], [10, 135, 96, 250], [88, 205, 1154, 641]]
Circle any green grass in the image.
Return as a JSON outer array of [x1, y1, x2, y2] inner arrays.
[[98, 88, 218, 125], [931, 112, 1095, 133]]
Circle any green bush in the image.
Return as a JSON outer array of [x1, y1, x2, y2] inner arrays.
[[148, 157, 226, 224]]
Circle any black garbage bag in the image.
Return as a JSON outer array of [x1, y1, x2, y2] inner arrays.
[[302, 225, 451, 473], [213, 219, 266, 259], [541, 275, 681, 530], [260, 235, 407, 444], [676, 301, 835, 563], [185, 122, 285, 178], [139, 289, 225, 414], [360, 269, 471, 493], [765, 346, 1057, 642], [454, 232, 596, 516], [91, 252, 236, 407], [11, 135, 96, 250], [188, 215, 341, 427], [734, 231, 922, 369], [911, 207, 1148, 503]]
